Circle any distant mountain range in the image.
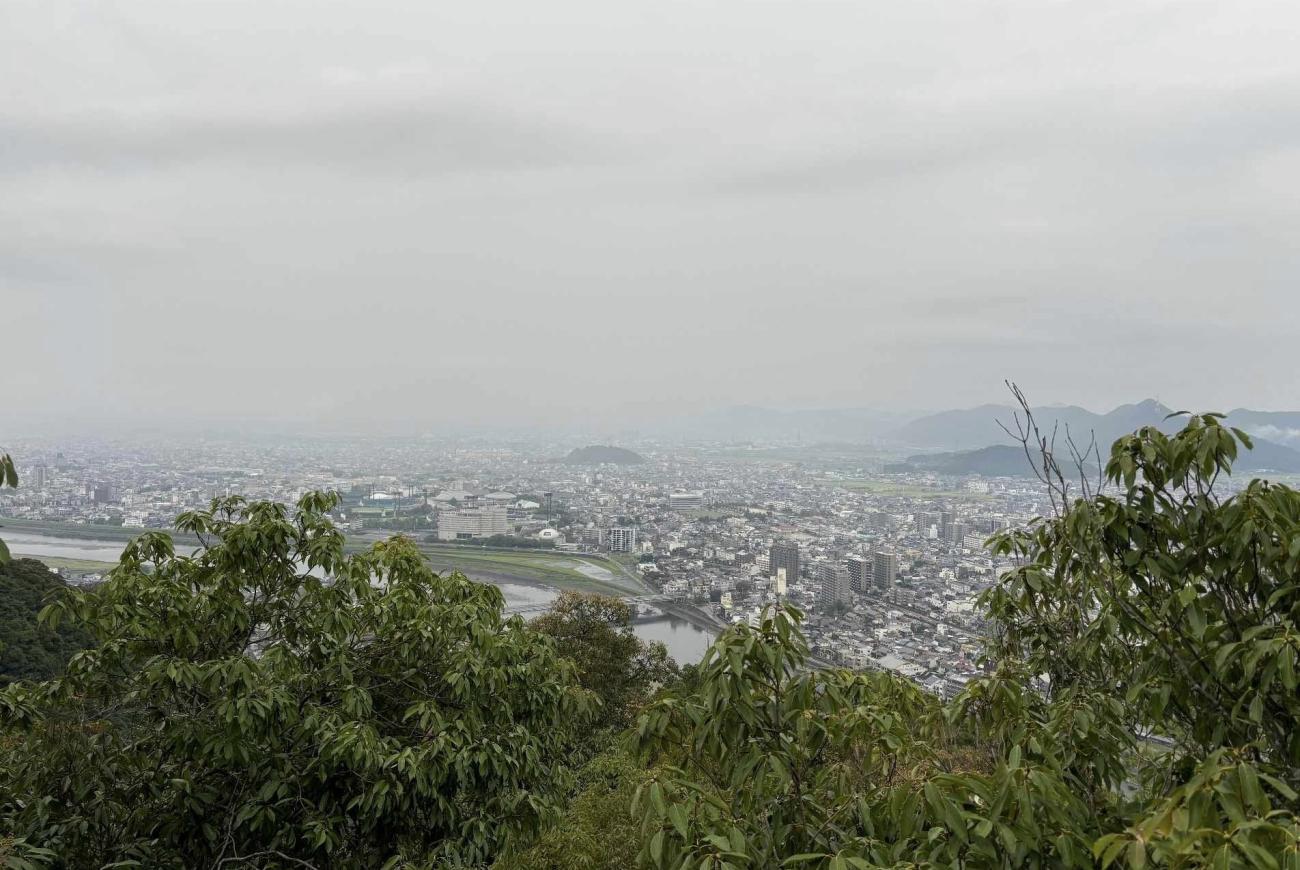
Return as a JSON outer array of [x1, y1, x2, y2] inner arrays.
[[891, 400, 1300, 474], [563, 445, 646, 465], [886, 445, 1090, 478], [1219, 410, 1300, 449], [654, 399, 1300, 474], [649, 405, 909, 443], [891, 399, 1178, 451]]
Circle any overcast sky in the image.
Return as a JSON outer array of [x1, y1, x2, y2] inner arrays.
[[4, 0, 1299, 434]]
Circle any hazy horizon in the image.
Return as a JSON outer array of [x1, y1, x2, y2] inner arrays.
[[5, 394, 1293, 444], [5, 0, 1300, 435]]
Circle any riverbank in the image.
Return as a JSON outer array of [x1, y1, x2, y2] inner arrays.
[[0, 517, 203, 546], [1, 517, 643, 597], [412, 544, 637, 596], [10, 553, 119, 573], [2, 521, 712, 661]]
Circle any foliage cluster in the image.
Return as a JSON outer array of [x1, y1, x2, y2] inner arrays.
[[0, 493, 592, 868], [0, 559, 93, 687], [494, 750, 653, 870], [0, 450, 16, 564], [626, 414, 1300, 869], [531, 591, 677, 733]]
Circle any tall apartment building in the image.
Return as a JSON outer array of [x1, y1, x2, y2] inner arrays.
[[769, 541, 800, 584], [873, 550, 898, 590], [846, 554, 872, 594], [817, 562, 851, 608], [607, 527, 638, 553], [436, 506, 509, 541]]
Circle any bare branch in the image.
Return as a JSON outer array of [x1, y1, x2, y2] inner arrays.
[[213, 849, 321, 869], [998, 380, 1097, 516]]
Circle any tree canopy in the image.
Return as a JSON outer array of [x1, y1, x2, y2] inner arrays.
[[0, 450, 17, 564], [531, 591, 677, 733], [0, 493, 592, 868], [630, 413, 1300, 869], [0, 559, 92, 686]]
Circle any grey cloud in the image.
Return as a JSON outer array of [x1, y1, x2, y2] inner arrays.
[[708, 83, 1300, 197], [0, 101, 605, 177], [3, 0, 1300, 431]]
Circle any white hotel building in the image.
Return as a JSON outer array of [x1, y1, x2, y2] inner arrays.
[[437, 506, 509, 541]]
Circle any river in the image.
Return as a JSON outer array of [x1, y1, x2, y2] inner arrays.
[[5, 531, 179, 563], [8, 533, 714, 663]]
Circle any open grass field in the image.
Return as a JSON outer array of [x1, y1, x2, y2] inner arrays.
[[682, 509, 735, 520], [412, 544, 640, 596], [12, 554, 118, 573]]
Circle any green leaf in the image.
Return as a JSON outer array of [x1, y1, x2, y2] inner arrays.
[[1094, 834, 1126, 867], [650, 830, 665, 866], [1281, 645, 1296, 692], [669, 804, 689, 839]]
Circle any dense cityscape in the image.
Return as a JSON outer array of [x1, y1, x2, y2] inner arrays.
[[0, 432, 1064, 696]]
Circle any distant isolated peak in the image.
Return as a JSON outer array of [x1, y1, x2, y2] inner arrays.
[[562, 445, 645, 465]]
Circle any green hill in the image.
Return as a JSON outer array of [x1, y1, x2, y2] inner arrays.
[[563, 445, 645, 465], [0, 558, 93, 685]]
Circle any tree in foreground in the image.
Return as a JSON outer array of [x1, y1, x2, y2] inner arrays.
[[0, 558, 92, 686], [0, 448, 17, 564], [984, 412, 1300, 866], [633, 413, 1300, 868], [493, 749, 653, 870], [0, 493, 591, 868], [496, 593, 677, 870], [531, 591, 678, 734]]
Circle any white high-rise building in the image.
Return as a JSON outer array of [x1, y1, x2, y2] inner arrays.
[[847, 554, 871, 594], [437, 506, 509, 541], [607, 527, 638, 553], [873, 551, 898, 590]]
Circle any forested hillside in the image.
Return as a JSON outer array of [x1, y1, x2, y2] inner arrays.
[[0, 558, 92, 686]]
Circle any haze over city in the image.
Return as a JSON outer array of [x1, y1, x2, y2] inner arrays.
[[9, 1, 1300, 867], [6, 0, 1300, 435]]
